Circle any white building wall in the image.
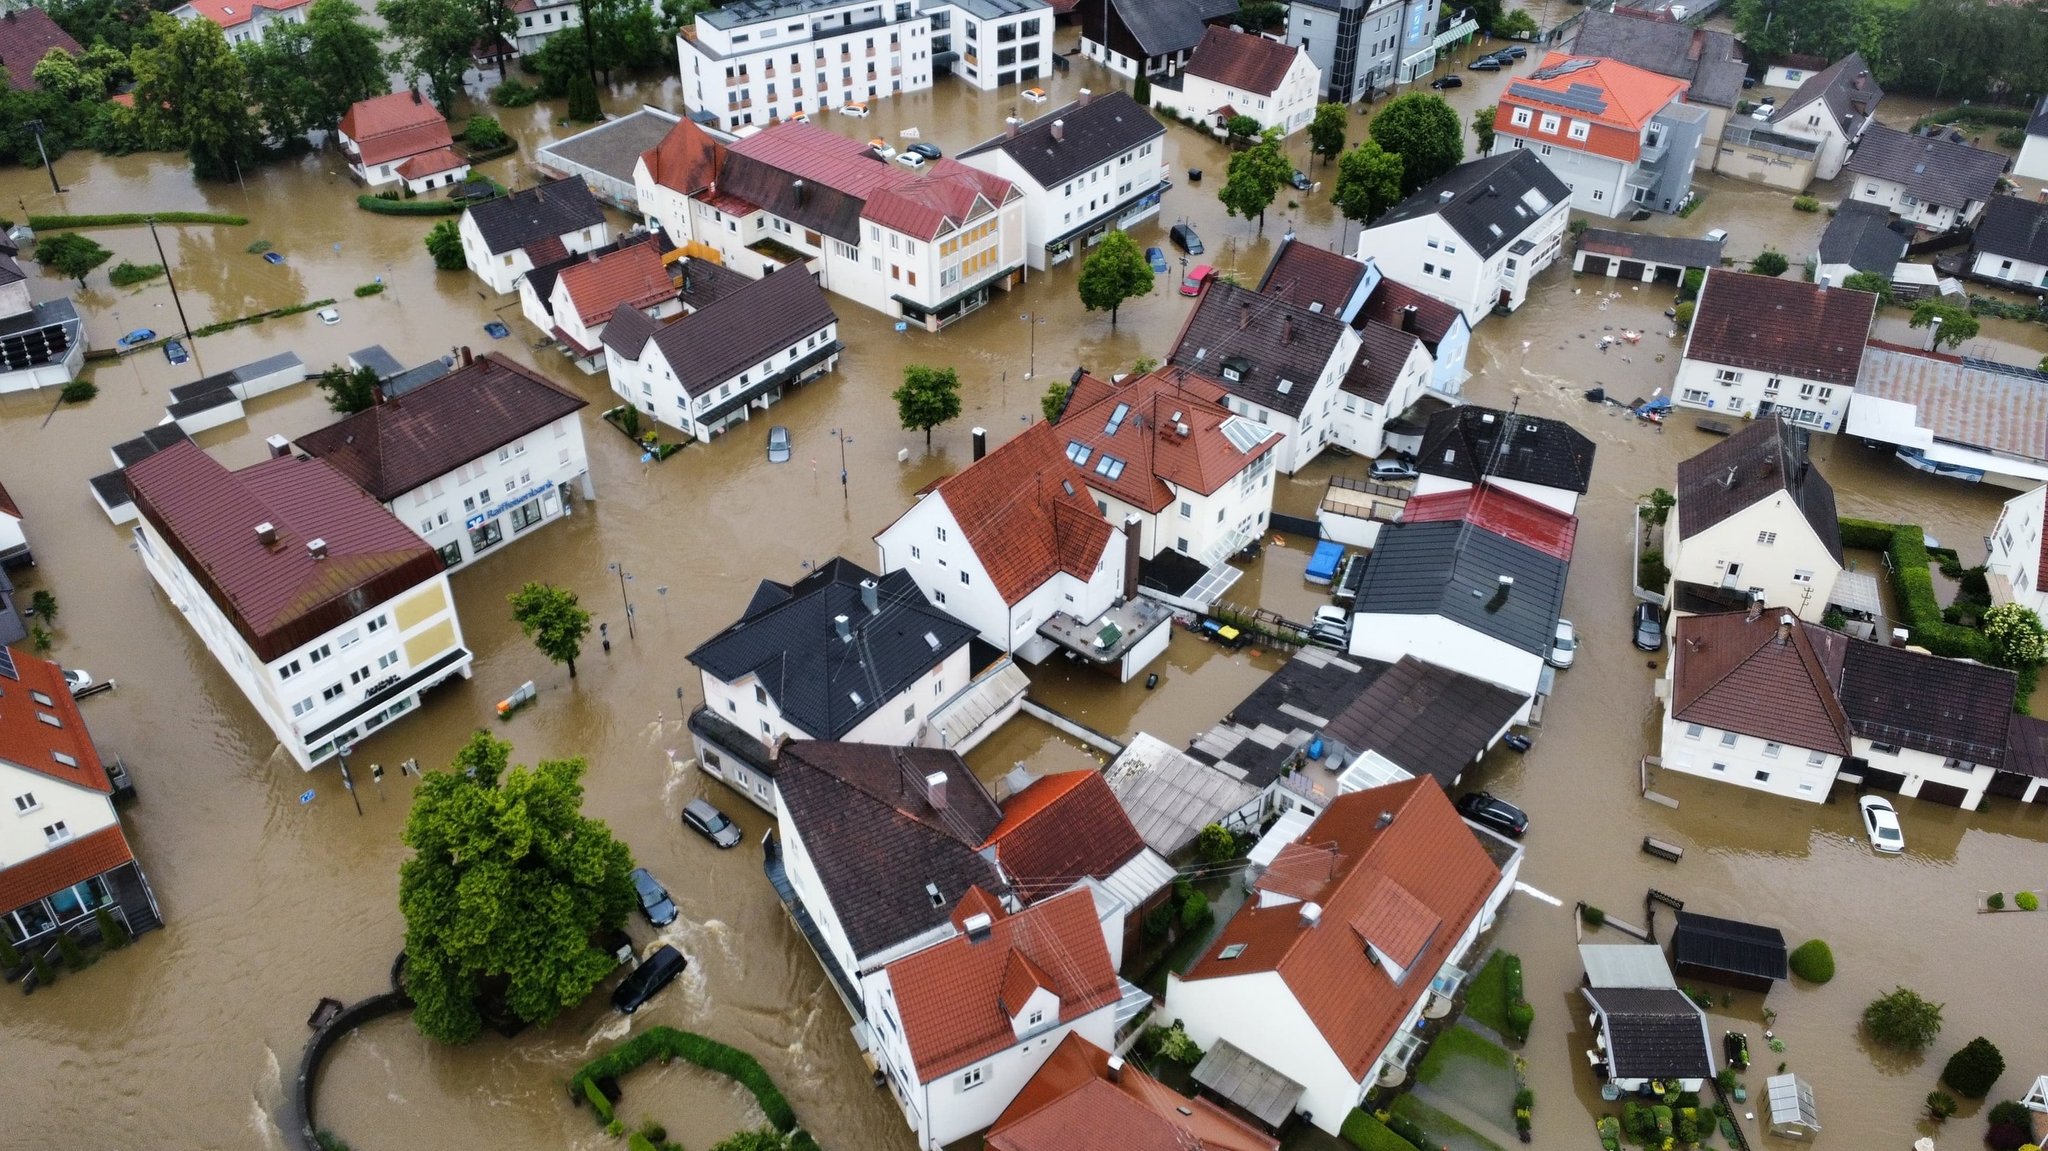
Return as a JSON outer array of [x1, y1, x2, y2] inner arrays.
[[458, 213, 608, 295], [1855, 739, 1995, 808], [174, 2, 305, 45], [1986, 485, 2048, 617], [1658, 712, 1839, 802], [1348, 615, 1542, 718], [1165, 969, 1368, 1135], [513, 0, 581, 54], [1670, 354, 1851, 432], [634, 157, 699, 243], [1769, 97, 1857, 180], [2018, 133, 2048, 182], [1847, 174, 1979, 232], [841, 647, 972, 743], [1971, 249, 2048, 291], [1358, 201, 1565, 326], [775, 796, 864, 978], [607, 317, 840, 440], [0, 512, 26, 558], [1156, 49, 1320, 137], [1411, 473, 1578, 515], [959, 133, 1165, 271], [1492, 133, 1630, 217], [1329, 348, 1431, 461], [386, 415, 590, 571], [1087, 458, 1275, 562], [1667, 500, 1841, 622], [0, 765, 119, 869]]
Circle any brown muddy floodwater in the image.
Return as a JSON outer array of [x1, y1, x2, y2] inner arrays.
[[3, 37, 2047, 1151]]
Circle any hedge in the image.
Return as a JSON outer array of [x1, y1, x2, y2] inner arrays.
[[571, 1026, 798, 1133], [1341, 1109, 1422, 1151], [28, 211, 248, 229], [357, 195, 468, 216], [1788, 939, 1834, 984], [1838, 516, 1996, 663], [1913, 104, 2033, 133]]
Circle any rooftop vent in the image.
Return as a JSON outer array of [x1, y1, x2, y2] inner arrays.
[[306, 538, 328, 560], [1481, 412, 1496, 424], [1300, 902, 1323, 927], [834, 613, 852, 640], [1376, 810, 1394, 828], [1107, 1055, 1124, 1082], [927, 882, 946, 909], [1176, 422, 1190, 436], [1497, 574, 1514, 587], [963, 912, 994, 940], [1051, 118, 1065, 143], [255, 522, 278, 546], [925, 770, 949, 809], [925, 630, 941, 651], [1438, 190, 1455, 205], [860, 578, 880, 615]]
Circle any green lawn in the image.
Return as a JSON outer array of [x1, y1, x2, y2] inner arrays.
[[1462, 952, 1515, 1036], [1414, 1025, 1511, 1086], [1390, 1093, 1506, 1151], [1339, 1109, 1421, 1151]]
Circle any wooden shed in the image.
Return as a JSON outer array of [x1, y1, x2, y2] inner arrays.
[[1670, 910, 1788, 994]]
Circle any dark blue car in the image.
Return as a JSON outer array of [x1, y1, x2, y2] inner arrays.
[[1146, 246, 1169, 274], [163, 338, 189, 365]]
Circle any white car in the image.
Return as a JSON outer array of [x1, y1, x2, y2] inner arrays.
[[895, 152, 926, 169], [317, 307, 340, 325], [1859, 795, 1904, 854], [62, 668, 93, 695], [1022, 87, 1049, 103], [838, 102, 869, 118], [1549, 619, 1577, 669]]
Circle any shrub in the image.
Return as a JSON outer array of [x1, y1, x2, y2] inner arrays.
[[27, 211, 247, 229], [607, 1119, 626, 1137], [1987, 1123, 2033, 1151], [1925, 1090, 1957, 1121], [629, 1136, 658, 1151], [108, 260, 165, 286], [1941, 1036, 2005, 1098], [60, 380, 98, 404], [354, 283, 385, 298], [1998, 128, 2027, 148], [582, 1076, 615, 1124], [94, 906, 130, 950], [1505, 1000, 1534, 1043], [1674, 301, 1695, 329], [465, 115, 509, 150], [1340, 1108, 1421, 1151], [56, 930, 87, 972], [1864, 986, 1943, 1052], [357, 195, 466, 216], [1580, 904, 1606, 927], [1678, 268, 1703, 302], [2019, 891, 2040, 911], [1989, 1101, 2033, 1128], [28, 951, 52, 989], [572, 1027, 798, 1132], [1750, 248, 1790, 277], [492, 79, 540, 107], [247, 239, 273, 254], [1194, 823, 1237, 863], [314, 1132, 352, 1151], [0, 934, 19, 970], [1179, 888, 1211, 931], [1988, 892, 2006, 910], [1793, 196, 1820, 213], [1384, 1112, 1429, 1149], [1503, 953, 1524, 1001], [1788, 939, 1834, 983]]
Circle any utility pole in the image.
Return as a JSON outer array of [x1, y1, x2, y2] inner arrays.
[[147, 216, 195, 343], [23, 120, 61, 196], [609, 561, 636, 639]]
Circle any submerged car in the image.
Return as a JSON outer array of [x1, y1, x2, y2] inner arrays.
[[62, 668, 94, 695], [766, 425, 791, 463], [163, 338, 189, 365], [118, 328, 156, 348], [1633, 602, 1664, 651], [1859, 795, 1904, 854], [683, 798, 743, 848], [612, 944, 686, 1014], [629, 867, 678, 927], [1145, 246, 1169, 274], [1430, 75, 1464, 90], [907, 142, 942, 160], [317, 307, 340, 325], [1289, 169, 1313, 191], [1180, 264, 1215, 296], [1456, 792, 1529, 838], [839, 102, 870, 118], [1169, 223, 1204, 254], [1549, 619, 1578, 669], [262, 251, 286, 265], [895, 152, 927, 169], [1469, 57, 1502, 71], [1022, 87, 1049, 103]]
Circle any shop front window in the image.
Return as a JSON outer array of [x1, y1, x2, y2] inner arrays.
[[469, 519, 504, 553], [510, 499, 544, 533]]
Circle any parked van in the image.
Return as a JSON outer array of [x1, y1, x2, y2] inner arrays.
[[612, 944, 687, 1014]]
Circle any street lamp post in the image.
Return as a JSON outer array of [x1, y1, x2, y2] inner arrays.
[[1022, 312, 1047, 380], [608, 562, 635, 640], [22, 120, 60, 196], [337, 742, 363, 817], [831, 428, 851, 503], [146, 216, 195, 344]]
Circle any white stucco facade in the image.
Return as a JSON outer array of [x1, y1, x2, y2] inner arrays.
[[1971, 248, 2048, 292], [457, 211, 609, 295], [604, 315, 841, 441], [1670, 356, 1851, 433], [1356, 201, 1567, 326], [1846, 173, 1985, 233], [511, 0, 581, 54], [383, 415, 592, 572], [1667, 496, 1842, 622], [1986, 484, 2048, 618], [1088, 448, 1275, 565], [171, 0, 306, 45], [0, 762, 119, 870], [1153, 45, 1320, 137], [700, 646, 972, 751], [1412, 473, 1577, 515], [957, 115, 1166, 271], [1657, 713, 1842, 803]]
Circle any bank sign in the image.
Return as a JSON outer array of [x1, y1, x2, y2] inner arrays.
[[466, 482, 553, 531]]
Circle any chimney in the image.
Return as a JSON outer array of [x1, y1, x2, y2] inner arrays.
[[460, 345, 473, 367], [264, 434, 290, 459], [1077, 87, 1093, 107], [924, 770, 950, 809], [1497, 574, 1514, 589], [1817, 273, 1830, 291], [1926, 315, 1943, 350], [371, 381, 389, 406], [1239, 301, 1250, 330], [1051, 119, 1065, 143], [1122, 514, 1142, 601], [860, 578, 880, 615], [307, 538, 328, 560], [834, 613, 851, 640], [972, 426, 988, 461], [1282, 314, 1294, 344], [1400, 304, 1419, 334], [793, 178, 807, 204], [963, 912, 994, 942], [1106, 1056, 1124, 1083], [1438, 189, 1455, 205], [1300, 902, 1323, 927], [1853, 71, 1867, 90], [1004, 116, 1020, 139], [1746, 599, 1763, 622], [255, 522, 278, 546], [1777, 613, 1795, 645]]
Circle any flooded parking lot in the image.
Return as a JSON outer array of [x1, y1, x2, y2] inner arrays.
[[3, 29, 2048, 1150]]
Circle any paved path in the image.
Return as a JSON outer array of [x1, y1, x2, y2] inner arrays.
[[1452, 1014, 1514, 1051], [1408, 1081, 1522, 1151]]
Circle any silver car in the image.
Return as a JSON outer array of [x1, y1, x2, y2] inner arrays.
[[683, 799, 743, 848], [767, 426, 791, 463]]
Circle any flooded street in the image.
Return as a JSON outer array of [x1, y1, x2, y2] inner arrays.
[[3, 33, 2048, 1150]]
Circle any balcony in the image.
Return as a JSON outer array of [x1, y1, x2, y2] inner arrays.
[[726, 72, 748, 88]]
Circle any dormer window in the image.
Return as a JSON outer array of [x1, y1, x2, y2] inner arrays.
[[1221, 356, 1250, 383]]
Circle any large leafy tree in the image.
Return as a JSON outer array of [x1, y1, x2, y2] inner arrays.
[[46, 0, 158, 55], [240, 21, 323, 143], [316, 363, 381, 413], [893, 364, 963, 448], [1470, 104, 1497, 155], [1910, 299, 1978, 349], [426, 218, 468, 270], [509, 582, 593, 678], [130, 14, 264, 180], [1368, 92, 1463, 197], [592, 0, 669, 77], [1733, 0, 1867, 66], [304, 0, 390, 131], [1863, 985, 1943, 1052], [33, 233, 113, 288], [1219, 126, 1291, 232], [380, 0, 509, 116], [1331, 139, 1403, 224], [399, 732, 636, 1045], [1307, 102, 1347, 166], [1076, 229, 1152, 328]]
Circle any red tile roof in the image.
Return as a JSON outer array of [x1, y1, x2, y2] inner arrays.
[[1669, 610, 1853, 755], [1054, 370, 1278, 514], [1184, 26, 1301, 97], [1179, 779, 1503, 1080], [1357, 278, 1462, 346], [0, 478, 20, 520], [524, 234, 569, 265], [125, 441, 444, 664], [338, 92, 454, 167], [0, 824, 133, 912], [990, 1033, 1279, 1151], [177, 0, 311, 29], [1684, 270, 1876, 387], [0, 645, 113, 793], [0, 9, 83, 93], [1494, 55, 1686, 162], [884, 888, 1120, 1079], [396, 147, 466, 180], [902, 422, 1117, 605], [982, 771, 1148, 904], [1257, 240, 1367, 316], [725, 121, 1016, 243], [556, 237, 677, 326], [1398, 485, 1579, 562], [863, 159, 1014, 242], [640, 117, 727, 196]]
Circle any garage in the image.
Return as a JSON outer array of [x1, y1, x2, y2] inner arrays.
[[1617, 259, 1647, 281], [1859, 766, 1907, 794], [1570, 228, 1725, 284], [1579, 254, 1612, 276], [1987, 770, 2034, 799], [1915, 780, 1970, 808]]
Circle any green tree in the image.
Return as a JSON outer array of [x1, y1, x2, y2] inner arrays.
[[399, 731, 635, 1045], [240, 20, 323, 143], [1864, 985, 1943, 1051], [1471, 104, 1497, 154], [380, 0, 507, 116], [1983, 603, 2047, 670], [29, 590, 58, 624], [1132, 70, 1150, 106], [33, 233, 112, 288], [303, 0, 389, 131], [1494, 8, 1536, 38], [425, 218, 468, 270], [893, 364, 963, 448], [1674, 301, 1695, 329], [1910, 300, 1978, 349], [130, 14, 264, 180], [464, 114, 509, 150], [710, 1129, 791, 1151], [1224, 113, 1259, 141], [47, 0, 159, 54], [1040, 379, 1070, 423], [1331, 138, 1404, 224], [1787, 938, 1834, 983], [93, 905, 130, 950], [1235, 1, 1284, 32], [1842, 270, 1892, 304], [1749, 248, 1790, 277], [1308, 102, 1347, 166], [1076, 229, 1152, 328], [1194, 823, 1236, 864], [31, 46, 118, 104], [594, 0, 671, 75], [509, 582, 593, 679], [1941, 1036, 2005, 1099], [1368, 92, 1463, 196], [316, 363, 381, 413], [566, 71, 602, 121], [1218, 126, 1291, 231], [1733, 0, 1867, 68]]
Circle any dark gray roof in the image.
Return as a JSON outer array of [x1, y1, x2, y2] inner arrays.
[[1844, 124, 2007, 211], [383, 358, 452, 399], [2031, 95, 2048, 139], [1584, 987, 1713, 1080], [1417, 406, 1596, 494], [959, 92, 1164, 188], [1839, 639, 2014, 769], [1373, 151, 1570, 261], [1567, 10, 1746, 108], [716, 148, 868, 244], [1769, 51, 1880, 132], [1341, 320, 1423, 406], [1816, 199, 1908, 273], [537, 107, 681, 184], [2004, 713, 2048, 779], [686, 558, 976, 740], [1320, 656, 1527, 788], [1355, 519, 1570, 658], [1973, 195, 2048, 266], [1187, 649, 1390, 789], [1671, 911, 1788, 982], [465, 177, 605, 256], [111, 423, 192, 468], [348, 345, 406, 380], [604, 265, 837, 397], [1674, 416, 1843, 565], [1576, 228, 1725, 270], [773, 741, 1006, 961], [1168, 279, 1350, 419], [1107, 0, 1236, 58]]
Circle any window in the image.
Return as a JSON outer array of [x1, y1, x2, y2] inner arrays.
[[934, 589, 946, 604], [1808, 750, 1827, 765], [1715, 368, 1742, 384], [1027, 1009, 1044, 1026], [323, 683, 346, 702], [1538, 113, 1559, 134], [366, 616, 386, 634], [910, 545, 921, 561], [1684, 724, 1703, 740], [1754, 770, 1771, 783], [510, 499, 544, 532], [307, 643, 333, 664], [279, 659, 303, 681], [961, 1067, 986, 1090], [1511, 108, 1531, 127], [1764, 742, 1781, 758], [1682, 388, 1712, 404], [12, 792, 38, 814], [350, 667, 372, 685], [1179, 501, 1192, 519], [903, 703, 916, 723], [959, 570, 969, 585], [1711, 762, 1728, 772], [936, 526, 948, 542], [470, 519, 505, 553], [1568, 120, 1589, 141], [1756, 531, 1777, 545], [1792, 569, 1814, 584], [1719, 732, 1738, 748], [755, 685, 768, 705], [43, 821, 71, 846], [1870, 742, 1899, 755]]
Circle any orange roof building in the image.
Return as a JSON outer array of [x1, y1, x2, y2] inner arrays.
[[543, 236, 681, 361], [1491, 54, 1706, 219], [1162, 779, 1519, 1135], [170, 0, 311, 43], [989, 1032, 1278, 1151], [337, 91, 465, 191]]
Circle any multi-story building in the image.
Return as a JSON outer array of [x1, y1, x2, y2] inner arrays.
[[1672, 270, 1877, 431], [1666, 417, 1843, 622], [2018, 95, 2048, 182], [291, 352, 592, 573], [1844, 124, 2008, 233], [1284, 0, 1440, 102], [1969, 196, 2048, 292], [1168, 278, 1360, 475], [169, 0, 308, 44], [510, 0, 581, 55], [517, 235, 682, 370], [124, 441, 472, 770], [1567, 9, 1745, 157], [1152, 27, 1320, 138], [1988, 484, 2048, 628], [1073, 0, 1236, 80], [1413, 406, 1596, 515], [1356, 150, 1571, 325], [1489, 54, 1703, 218], [1734, 53, 1880, 189], [958, 91, 1167, 270], [458, 177, 610, 295], [0, 237, 85, 396]]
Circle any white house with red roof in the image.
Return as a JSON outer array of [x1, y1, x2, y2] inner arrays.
[[509, 0, 581, 55], [990, 1033, 1278, 1151], [0, 645, 162, 965], [170, 0, 310, 44], [1152, 26, 1320, 138], [1488, 54, 1706, 218], [515, 236, 681, 371], [337, 91, 466, 190], [1165, 779, 1519, 1134]]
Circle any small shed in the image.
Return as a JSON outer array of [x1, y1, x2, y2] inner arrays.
[[1765, 1072, 1820, 1140], [1671, 910, 1788, 993]]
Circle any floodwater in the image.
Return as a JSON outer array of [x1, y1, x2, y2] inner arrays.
[[3, 32, 2047, 1151]]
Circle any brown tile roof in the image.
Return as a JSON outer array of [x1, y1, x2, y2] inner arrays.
[[989, 1033, 1278, 1151], [1669, 610, 1853, 755], [338, 92, 454, 168], [862, 159, 1016, 243], [1180, 779, 1502, 1079], [1674, 416, 1842, 564], [1054, 370, 1278, 513], [641, 117, 727, 195], [1684, 270, 1877, 387], [395, 147, 466, 180], [1184, 26, 1299, 96], [1838, 637, 2014, 767], [524, 234, 569, 266], [0, 824, 133, 912], [1256, 238, 1366, 316], [1342, 320, 1424, 406], [0, 645, 113, 793], [555, 238, 677, 326], [981, 771, 1147, 904], [1346, 870, 1440, 973], [0, 479, 20, 520], [2003, 713, 2048, 779], [884, 888, 1120, 1079], [125, 441, 444, 664], [0, 9, 82, 93], [1357, 278, 1462, 346], [293, 352, 587, 503], [900, 422, 1117, 604]]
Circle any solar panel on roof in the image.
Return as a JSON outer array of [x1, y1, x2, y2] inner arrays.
[[0, 646, 14, 679]]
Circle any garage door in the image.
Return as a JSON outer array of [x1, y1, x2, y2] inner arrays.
[[1987, 770, 2033, 799], [1617, 260, 1647, 280], [1916, 780, 1969, 807], [1860, 766, 1907, 794], [1580, 255, 1611, 276]]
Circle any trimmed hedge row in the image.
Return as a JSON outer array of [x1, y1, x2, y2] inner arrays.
[[357, 195, 468, 216], [1839, 517, 1996, 662], [29, 211, 248, 229], [570, 1026, 799, 1133], [1341, 1109, 1422, 1151]]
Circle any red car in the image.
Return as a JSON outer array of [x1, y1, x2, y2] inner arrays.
[[1180, 264, 1215, 296]]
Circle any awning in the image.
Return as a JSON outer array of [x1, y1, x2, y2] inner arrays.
[[693, 340, 843, 425], [1829, 569, 1882, 616], [1043, 181, 1172, 250], [1192, 1038, 1306, 1128], [927, 659, 1029, 748], [302, 647, 472, 745]]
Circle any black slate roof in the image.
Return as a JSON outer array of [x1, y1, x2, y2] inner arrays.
[[1372, 151, 1570, 261], [1671, 911, 1788, 982], [1168, 279, 1350, 419], [1107, 0, 1236, 58], [1817, 199, 1908, 274], [1675, 416, 1843, 565], [1355, 519, 1569, 658], [1769, 51, 1881, 133], [466, 177, 605, 256], [1576, 228, 1725, 271], [1844, 124, 2007, 211], [1567, 10, 1746, 108], [686, 557, 976, 740], [958, 92, 1164, 189], [1417, 406, 1596, 494], [1321, 656, 1527, 788], [1584, 987, 1714, 1080], [1839, 639, 2014, 769], [773, 741, 1006, 961], [1973, 195, 2048, 266], [2004, 713, 2048, 780], [604, 265, 837, 397]]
